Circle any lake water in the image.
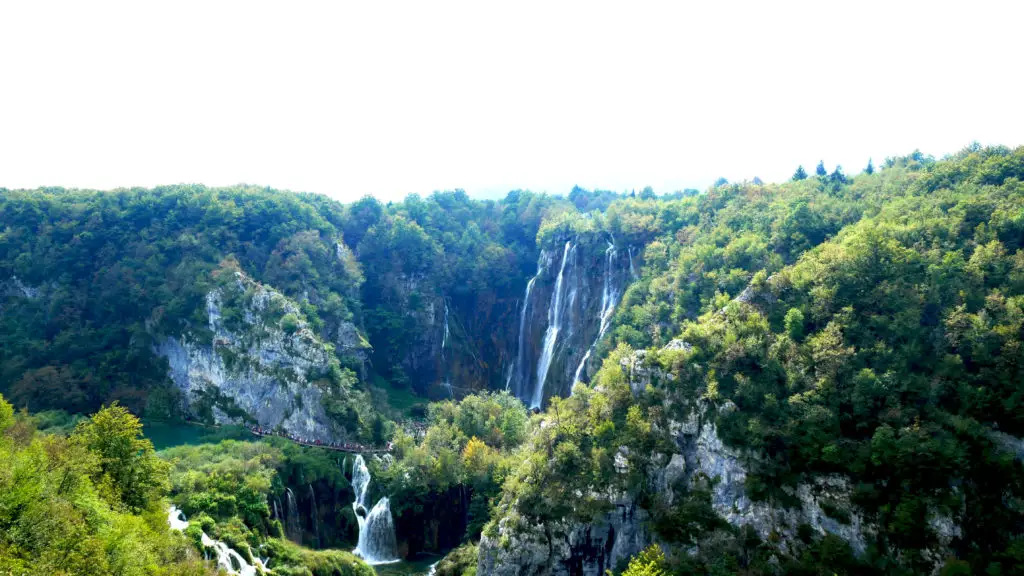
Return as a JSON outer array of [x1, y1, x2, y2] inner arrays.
[[144, 420, 250, 450]]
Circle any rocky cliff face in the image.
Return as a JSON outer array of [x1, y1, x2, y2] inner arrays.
[[479, 340, 964, 575], [156, 272, 351, 442], [478, 494, 650, 576]]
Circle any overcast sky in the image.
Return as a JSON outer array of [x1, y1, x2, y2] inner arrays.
[[1, 1, 1022, 202]]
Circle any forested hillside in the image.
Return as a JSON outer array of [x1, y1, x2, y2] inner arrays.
[[1, 144, 1022, 575]]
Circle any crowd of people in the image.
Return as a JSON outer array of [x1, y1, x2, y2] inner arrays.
[[248, 425, 392, 452]]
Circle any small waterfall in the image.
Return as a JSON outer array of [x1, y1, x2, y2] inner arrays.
[[169, 506, 267, 576], [571, 241, 622, 387], [571, 349, 592, 386], [357, 497, 399, 564], [628, 246, 637, 279], [441, 303, 454, 397], [308, 483, 320, 547], [511, 258, 543, 400], [273, 498, 281, 521], [285, 487, 301, 542], [598, 242, 620, 337], [532, 241, 574, 408], [442, 303, 450, 350], [352, 456, 370, 510], [351, 455, 399, 564]]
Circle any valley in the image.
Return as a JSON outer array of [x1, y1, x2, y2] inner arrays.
[[1, 146, 1023, 575]]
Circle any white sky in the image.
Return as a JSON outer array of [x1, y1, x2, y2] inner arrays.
[[1, 1, 1022, 202]]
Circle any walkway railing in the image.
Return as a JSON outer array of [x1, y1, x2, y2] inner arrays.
[[247, 427, 391, 454]]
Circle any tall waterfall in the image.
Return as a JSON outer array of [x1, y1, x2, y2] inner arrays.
[[351, 455, 399, 564], [571, 241, 622, 387], [511, 256, 543, 400], [531, 241, 574, 408], [169, 506, 267, 576], [285, 487, 301, 542]]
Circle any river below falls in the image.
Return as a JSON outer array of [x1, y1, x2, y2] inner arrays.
[[372, 555, 440, 576]]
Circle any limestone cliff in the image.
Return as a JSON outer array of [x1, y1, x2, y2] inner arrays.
[[479, 340, 963, 575], [156, 271, 353, 442]]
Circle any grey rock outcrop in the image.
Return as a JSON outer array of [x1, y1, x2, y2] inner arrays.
[[156, 272, 348, 442], [478, 495, 650, 576]]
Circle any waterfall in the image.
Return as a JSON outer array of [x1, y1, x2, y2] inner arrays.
[[273, 498, 281, 521], [442, 303, 450, 350], [169, 506, 267, 576], [571, 349, 592, 386], [598, 242, 621, 337], [532, 241, 574, 409], [441, 303, 454, 397], [628, 246, 637, 279], [308, 483, 320, 547], [285, 487, 301, 542], [351, 455, 399, 564], [571, 241, 622, 388], [511, 258, 543, 400], [357, 497, 399, 564], [352, 456, 370, 510]]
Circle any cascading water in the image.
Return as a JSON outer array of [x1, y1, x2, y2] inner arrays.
[[308, 483, 319, 547], [273, 498, 281, 521], [531, 241, 574, 408], [351, 455, 399, 564], [285, 487, 300, 542], [169, 506, 267, 576], [441, 303, 454, 397], [571, 241, 622, 387], [511, 257, 543, 400]]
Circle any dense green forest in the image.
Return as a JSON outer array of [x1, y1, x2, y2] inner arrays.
[[1, 144, 1023, 575]]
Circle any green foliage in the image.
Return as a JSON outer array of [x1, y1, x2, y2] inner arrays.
[[620, 545, 667, 576], [0, 393, 213, 575], [72, 403, 171, 512], [435, 543, 479, 576]]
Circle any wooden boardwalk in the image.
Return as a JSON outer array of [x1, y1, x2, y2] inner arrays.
[[247, 428, 391, 454]]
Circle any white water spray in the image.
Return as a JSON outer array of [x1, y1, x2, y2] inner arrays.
[[169, 506, 267, 576], [351, 455, 399, 564], [532, 241, 574, 408]]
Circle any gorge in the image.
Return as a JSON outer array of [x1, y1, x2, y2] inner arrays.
[[2, 146, 1023, 576]]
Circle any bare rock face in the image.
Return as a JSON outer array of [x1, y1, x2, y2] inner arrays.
[[478, 495, 650, 576], [156, 272, 348, 442]]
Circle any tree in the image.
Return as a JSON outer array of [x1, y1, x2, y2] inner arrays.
[[71, 403, 170, 511], [829, 165, 847, 185], [622, 545, 667, 576], [865, 158, 875, 175], [0, 393, 13, 433], [784, 308, 805, 341], [793, 165, 808, 180], [713, 177, 729, 187], [816, 160, 827, 177]]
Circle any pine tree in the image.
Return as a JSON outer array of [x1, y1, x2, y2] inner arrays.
[[792, 165, 808, 181], [815, 160, 827, 177], [865, 158, 875, 175]]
